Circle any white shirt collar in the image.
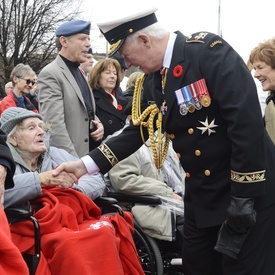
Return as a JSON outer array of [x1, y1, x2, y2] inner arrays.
[[163, 32, 177, 69]]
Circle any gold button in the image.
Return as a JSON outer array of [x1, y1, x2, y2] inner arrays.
[[204, 170, 211, 176], [188, 128, 194, 134], [177, 153, 181, 158], [170, 133, 175, 139], [186, 172, 191, 178], [195, 150, 201, 156]]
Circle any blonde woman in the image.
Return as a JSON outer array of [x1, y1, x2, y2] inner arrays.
[[124, 71, 143, 100], [249, 37, 275, 144]]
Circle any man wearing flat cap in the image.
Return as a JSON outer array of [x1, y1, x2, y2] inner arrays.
[[53, 3, 275, 275], [38, 20, 104, 158]]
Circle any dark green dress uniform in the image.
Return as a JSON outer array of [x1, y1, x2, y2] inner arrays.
[[89, 31, 275, 275]]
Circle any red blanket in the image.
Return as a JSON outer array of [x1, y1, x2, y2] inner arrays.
[[10, 188, 144, 275], [0, 207, 29, 274]]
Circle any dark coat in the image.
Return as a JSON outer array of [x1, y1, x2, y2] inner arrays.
[[89, 31, 275, 228], [0, 129, 15, 189], [93, 87, 129, 139], [123, 86, 134, 101]]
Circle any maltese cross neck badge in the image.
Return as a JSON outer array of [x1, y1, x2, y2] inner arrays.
[[197, 116, 218, 136]]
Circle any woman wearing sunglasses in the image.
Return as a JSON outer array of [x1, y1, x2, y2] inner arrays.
[[0, 63, 39, 115]]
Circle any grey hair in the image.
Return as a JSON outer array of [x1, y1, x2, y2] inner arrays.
[[7, 125, 18, 139], [10, 63, 36, 84], [55, 35, 72, 51], [55, 36, 62, 51]]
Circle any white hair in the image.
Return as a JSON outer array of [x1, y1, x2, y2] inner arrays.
[[128, 22, 168, 44]]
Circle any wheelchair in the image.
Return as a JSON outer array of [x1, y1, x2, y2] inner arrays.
[[5, 195, 183, 275], [4, 196, 163, 275], [107, 192, 184, 275], [5, 204, 40, 275]]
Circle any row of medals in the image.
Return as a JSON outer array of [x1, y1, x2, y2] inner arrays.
[[179, 94, 211, 116]]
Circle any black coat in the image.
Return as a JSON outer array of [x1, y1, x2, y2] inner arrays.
[[123, 86, 134, 101], [0, 129, 15, 189], [93, 87, 129, 139], [89, 31, 275, 228]]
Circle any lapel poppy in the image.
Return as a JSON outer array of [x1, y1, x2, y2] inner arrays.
[[173, 65, 183, 78]]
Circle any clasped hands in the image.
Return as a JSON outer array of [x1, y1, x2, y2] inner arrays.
[[44, 160, 88, 189], [39, 163, 83, 189]]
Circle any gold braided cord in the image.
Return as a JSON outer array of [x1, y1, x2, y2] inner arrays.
[[132, 74, 170, 169]]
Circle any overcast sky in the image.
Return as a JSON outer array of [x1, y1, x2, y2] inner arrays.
[[79, 0, 274, 63]]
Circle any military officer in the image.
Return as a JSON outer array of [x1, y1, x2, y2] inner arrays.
[[54, 3, 275, 275]]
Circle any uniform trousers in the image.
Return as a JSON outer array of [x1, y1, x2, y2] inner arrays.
[[182, 200, 275, 275]]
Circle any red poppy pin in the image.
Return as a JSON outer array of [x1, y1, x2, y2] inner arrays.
[[173, 65, 183, 78], [117, 104, 123, 111]]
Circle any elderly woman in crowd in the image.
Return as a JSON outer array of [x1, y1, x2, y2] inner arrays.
[[249, 37, 275, 144], [1, 107, 144, 275], [88, 58, 129, 139], [0, 64, 39, 115]]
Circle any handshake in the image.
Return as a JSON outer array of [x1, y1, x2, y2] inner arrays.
[[214, 196, 256, 259]]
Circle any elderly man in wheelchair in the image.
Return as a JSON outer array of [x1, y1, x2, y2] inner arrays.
[[1, 107, 144, 275]]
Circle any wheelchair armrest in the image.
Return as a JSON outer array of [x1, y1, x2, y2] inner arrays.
[[94, 196, 124, 217], [108, 192, 162, 205], [4, 205, 41, 257], [5, 206, 32, 222], [94, 196, 118, 207]]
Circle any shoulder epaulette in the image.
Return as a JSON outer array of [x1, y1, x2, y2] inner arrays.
[[186, 32, 209, 43]]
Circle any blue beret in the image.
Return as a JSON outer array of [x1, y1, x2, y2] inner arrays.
[[56, 20, 91, 37]]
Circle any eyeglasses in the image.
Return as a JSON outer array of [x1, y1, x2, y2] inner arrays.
[[18, 78, 36, 86]]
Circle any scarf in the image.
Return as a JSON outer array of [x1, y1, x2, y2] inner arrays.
[[12, 91, 38, 112], [265, 93, 275, 144]]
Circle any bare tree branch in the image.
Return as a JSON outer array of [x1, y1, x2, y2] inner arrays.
[[0, 0, 82, 95]]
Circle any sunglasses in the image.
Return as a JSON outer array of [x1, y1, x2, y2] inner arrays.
[[19, 78, 36, 86]]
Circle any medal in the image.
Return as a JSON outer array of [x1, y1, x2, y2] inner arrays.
[[188, 103, 196, 113], [182, 86, 195, 114], [201, 95, 211, 107], [189, 84, 202, 111], [175, 89, 188, 115], [194, 78, 212, 108], [194, 98, 202, 110], [180, 103, 188, 116]]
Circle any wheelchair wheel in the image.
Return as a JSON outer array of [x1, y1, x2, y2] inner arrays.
[[134, 222, 164, 275]]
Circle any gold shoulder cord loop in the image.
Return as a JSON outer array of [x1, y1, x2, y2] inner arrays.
[[132, 74, 170, 170]]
